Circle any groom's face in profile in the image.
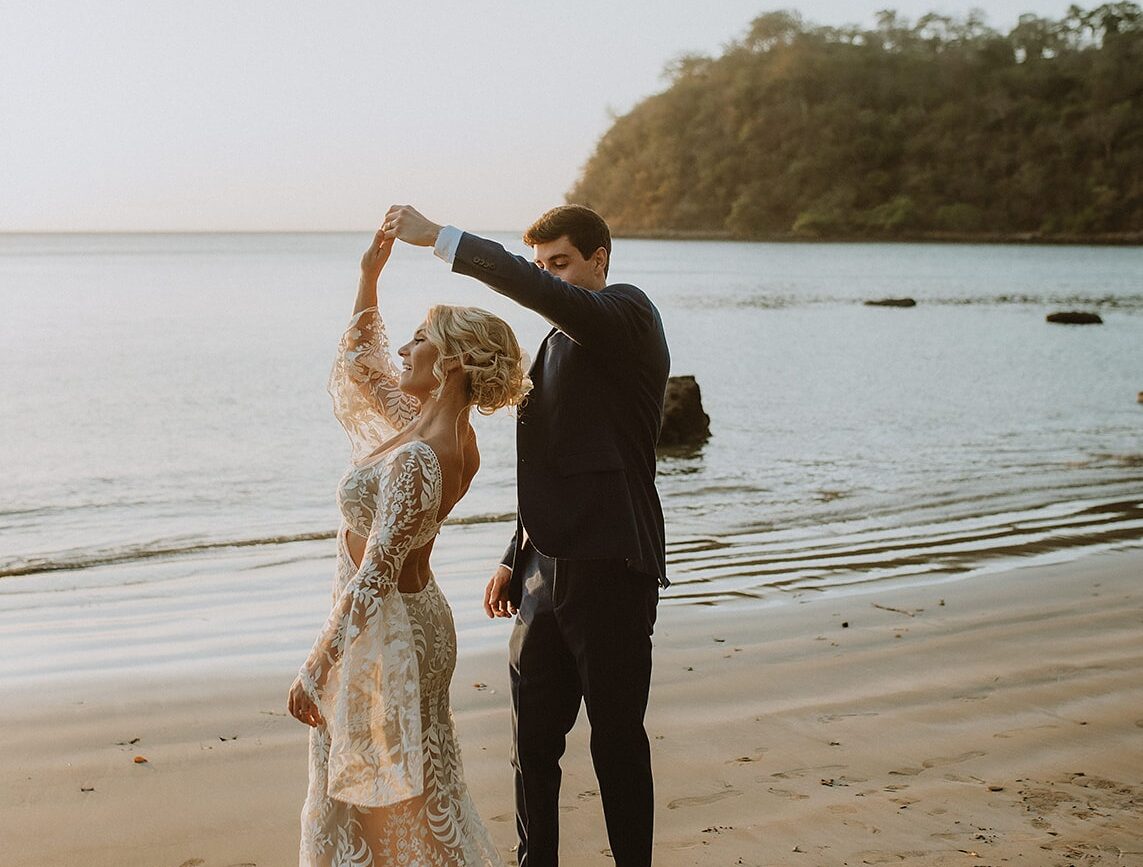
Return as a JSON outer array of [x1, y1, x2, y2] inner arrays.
[[533, 236, 608, 293]]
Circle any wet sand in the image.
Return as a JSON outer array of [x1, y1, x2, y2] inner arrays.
[[2, 547, 1141, 866]]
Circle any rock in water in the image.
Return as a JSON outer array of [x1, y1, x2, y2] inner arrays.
[[1046, 311, 1102, 324], [864, 297, 916, 307], [659, 375, 710, 448]]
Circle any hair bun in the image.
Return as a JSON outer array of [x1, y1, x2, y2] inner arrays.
[[424, 305, 532, 414]]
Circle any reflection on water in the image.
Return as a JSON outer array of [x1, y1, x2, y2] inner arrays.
[[1, 234, 1141, 600], [663, 498, 1143, 606]]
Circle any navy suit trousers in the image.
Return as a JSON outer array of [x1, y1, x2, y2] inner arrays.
[[508, 544, 658, 866]]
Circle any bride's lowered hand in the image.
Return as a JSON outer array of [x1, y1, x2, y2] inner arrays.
[[288, 676, 325, 728]]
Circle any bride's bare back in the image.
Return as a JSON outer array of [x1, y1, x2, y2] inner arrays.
[[343, 426, 480, 592]]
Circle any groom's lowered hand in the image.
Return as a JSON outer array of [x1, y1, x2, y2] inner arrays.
[[483, 564, 516, 618], [382, 204, 442, 247]]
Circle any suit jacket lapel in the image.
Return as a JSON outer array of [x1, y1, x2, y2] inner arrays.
[[528, 327, 557, 378]]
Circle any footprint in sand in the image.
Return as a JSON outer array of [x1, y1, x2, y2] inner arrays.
[[993, 724, 1058, 739], [818, 712, 879, 723], [942, 773, 986, 784], [177, 861, 205, 867], [728, 750, 767, 764], [856, 851, 926, 863], [576, 788, 599, 801], [667, 789, 742, 809], [921, 750, 986, 769], [771, 764, 846, 780], [828, 804, 859, 815], [766, 786, 810, 801], [660, 840, 703, 851], [888, 767, 924, 776]]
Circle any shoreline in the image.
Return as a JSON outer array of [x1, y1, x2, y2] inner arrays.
[[3, 228, 1142, 246], [612, 228, 1143, 246], [3, 543, 1142, 865], [6, 486, 1141, 586]]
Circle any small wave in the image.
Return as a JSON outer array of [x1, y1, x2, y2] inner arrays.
[[0, 531, 338, 578], [0, 505, 58, 519], [674, 292, 1143, 311], [676, 293, 814, 309], [1087, 453, 1143, 469], [0, 511, 517, 578], [446, 511, 517, 526], [665, 498, 1143, 603], [928, 293, 1143, 310]]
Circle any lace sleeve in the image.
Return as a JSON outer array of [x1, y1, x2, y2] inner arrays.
[[329, 306, 421, 463], [298, 442, 441, 807]]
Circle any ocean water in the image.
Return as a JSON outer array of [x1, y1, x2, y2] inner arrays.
[[1, 233, 1141, 605]]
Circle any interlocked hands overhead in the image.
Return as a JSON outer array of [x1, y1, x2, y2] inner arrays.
[[381, 205, 443, 248]]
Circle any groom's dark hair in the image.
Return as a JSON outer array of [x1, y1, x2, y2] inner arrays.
[[524, 205, 612, 276]]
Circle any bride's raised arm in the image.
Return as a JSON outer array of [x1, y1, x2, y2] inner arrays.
[[328, 230, 420, 462]]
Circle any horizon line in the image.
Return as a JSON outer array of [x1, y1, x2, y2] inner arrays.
[[0, 228, 525, 236]]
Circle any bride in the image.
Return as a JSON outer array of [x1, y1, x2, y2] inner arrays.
[[288, 226, 530, 866]]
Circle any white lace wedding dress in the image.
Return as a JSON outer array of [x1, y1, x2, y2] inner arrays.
[[297, 306, 504, 866]]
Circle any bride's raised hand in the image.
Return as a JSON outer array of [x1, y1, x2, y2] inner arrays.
[[360, 227, 395, 279]]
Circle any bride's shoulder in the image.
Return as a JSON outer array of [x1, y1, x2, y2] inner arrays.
[[392, 438, 441, 470], [417, 432, 475, 483]]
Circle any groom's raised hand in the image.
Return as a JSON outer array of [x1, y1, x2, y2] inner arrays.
[[382, 204, 442, 247]]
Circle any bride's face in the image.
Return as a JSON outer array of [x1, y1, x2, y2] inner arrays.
[[397, 324, 441, 399]]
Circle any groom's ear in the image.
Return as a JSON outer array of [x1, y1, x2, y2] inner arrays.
[[592, 246, 609, 278]]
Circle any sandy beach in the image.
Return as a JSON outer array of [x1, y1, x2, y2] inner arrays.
[[3, 545, 1141, 866]]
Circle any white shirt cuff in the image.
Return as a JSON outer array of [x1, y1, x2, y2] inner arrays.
[[433, 225, 463, 264]]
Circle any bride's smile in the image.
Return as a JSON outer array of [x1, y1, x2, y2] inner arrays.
[[397, 326, 444, 398]]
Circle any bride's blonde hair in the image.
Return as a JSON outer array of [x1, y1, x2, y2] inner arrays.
[[423, 305, 531, 414]]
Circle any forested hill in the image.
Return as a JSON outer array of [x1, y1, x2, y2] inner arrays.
[[569, 5, 1142, 242]]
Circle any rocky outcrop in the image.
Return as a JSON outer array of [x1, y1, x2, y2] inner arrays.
[[1047, 311, 1103, 324], [864, 298, 917, 307], [659, 376, 710, 448]]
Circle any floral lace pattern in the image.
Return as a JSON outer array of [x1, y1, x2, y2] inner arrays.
[[328, 306, 420, 464], [299, 308, 504, 866]]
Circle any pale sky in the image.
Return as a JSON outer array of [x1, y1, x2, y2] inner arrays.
[[1, 0, 1074, 232]]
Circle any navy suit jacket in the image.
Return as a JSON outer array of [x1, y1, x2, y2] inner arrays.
[[452, 232, 670, 600]]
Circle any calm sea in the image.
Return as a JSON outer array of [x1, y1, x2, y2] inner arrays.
[[2, 233, 1141, 604]]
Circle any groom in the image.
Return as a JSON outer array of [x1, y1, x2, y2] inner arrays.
[[384, 203, 669, 867]]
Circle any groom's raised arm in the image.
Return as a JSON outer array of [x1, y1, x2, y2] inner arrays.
[[380, 205, 655, 352], [446, 231, 655, 351]]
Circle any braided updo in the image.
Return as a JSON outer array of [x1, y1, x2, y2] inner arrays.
[[422, 305, 532, 414]]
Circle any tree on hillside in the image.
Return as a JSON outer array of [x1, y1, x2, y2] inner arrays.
[[569, 4, 1143, 239]]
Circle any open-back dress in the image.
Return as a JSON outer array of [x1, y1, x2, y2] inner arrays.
[[297, 306, 504, 867]]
